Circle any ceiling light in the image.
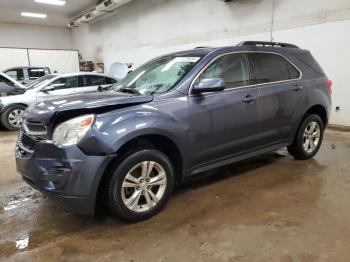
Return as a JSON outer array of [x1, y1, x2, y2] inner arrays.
[[34, 0, 66, 6], [21, 12, 47, 18]]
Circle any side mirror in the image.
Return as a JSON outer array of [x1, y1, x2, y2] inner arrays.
[[42, 83, 64, 92], [41, 86, 54, 93], [192, 78, 226, 94]]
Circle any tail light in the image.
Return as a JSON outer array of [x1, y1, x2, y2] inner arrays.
[[326, 79, 333, 95]]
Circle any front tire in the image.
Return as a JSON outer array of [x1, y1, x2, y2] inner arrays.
[[0, 105, 26, 131], [287, 114, 324, 160], [106, 149, 175, 222]]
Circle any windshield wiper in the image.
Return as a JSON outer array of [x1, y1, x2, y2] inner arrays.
[[117, 87, 142, 95]]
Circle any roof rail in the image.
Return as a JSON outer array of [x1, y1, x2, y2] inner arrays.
[[194, 46, 212, 49], [237, 41, 299, 48]]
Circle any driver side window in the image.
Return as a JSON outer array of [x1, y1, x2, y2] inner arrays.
[[51, 76, 78, 90], [199, 53, 250, 89]]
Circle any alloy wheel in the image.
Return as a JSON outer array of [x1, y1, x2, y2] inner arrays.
[[303, 121, 321, 153], [8, 109, 24, 128], [120, 161, 167, 213]]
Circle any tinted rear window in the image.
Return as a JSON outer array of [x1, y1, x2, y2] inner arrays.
[[28, 68, 46, 79], [249, 53, 300, 84], [81, 75, 106, 86]]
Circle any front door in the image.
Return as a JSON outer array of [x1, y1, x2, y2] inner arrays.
[[37, 76, 79, 100], [187, 53, 260, 167]]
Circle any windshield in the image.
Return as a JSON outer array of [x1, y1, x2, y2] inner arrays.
[[114, 55, 203, 95], [26, 74, 56, 89]]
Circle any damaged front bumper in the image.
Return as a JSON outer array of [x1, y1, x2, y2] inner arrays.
[[15, 131, 112, 215]]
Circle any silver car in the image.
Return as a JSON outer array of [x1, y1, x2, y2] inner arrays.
[[0, 72, 117, 130]]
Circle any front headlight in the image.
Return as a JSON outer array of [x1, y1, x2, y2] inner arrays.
[[52, 114, 94, 146]]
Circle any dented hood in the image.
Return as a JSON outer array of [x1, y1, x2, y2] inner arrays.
[[24, 91, 153, 124]]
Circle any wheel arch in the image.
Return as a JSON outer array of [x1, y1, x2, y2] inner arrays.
[[303, 104, 328, 127], [0, 103, 28, 114], [291, 104, 328, 144], [115, 134, 183, 181], [95, 133, 184, 208]]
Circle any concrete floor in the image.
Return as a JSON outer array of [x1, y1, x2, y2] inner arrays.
[[0, 129, 350, 262]]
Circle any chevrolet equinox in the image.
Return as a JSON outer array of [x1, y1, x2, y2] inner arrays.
[[16, 41, 332, 222]]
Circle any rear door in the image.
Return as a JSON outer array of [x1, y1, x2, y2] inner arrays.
[[248, 52, 305, 145]]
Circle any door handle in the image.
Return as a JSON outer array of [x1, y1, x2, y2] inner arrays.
[[243, 95, 257, 103], [293, 85, 304, 91]]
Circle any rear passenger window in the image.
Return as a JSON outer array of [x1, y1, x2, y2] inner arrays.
[[81, 75, 106, 86], [249, 53, 300, 84], [28, 68, 46, 79], [198, 53, 250, 88]]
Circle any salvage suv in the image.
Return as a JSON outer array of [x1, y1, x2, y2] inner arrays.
[[16, 41, 332, 222]]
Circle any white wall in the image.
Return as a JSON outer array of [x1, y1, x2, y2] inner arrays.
[[0, 21, 73, 49], [72, 0, 350, 127], [0, 22, 79, 74]]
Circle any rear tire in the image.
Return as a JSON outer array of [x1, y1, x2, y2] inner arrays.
[[0, 105, 26, 131], [106, 149, 174, 222], [287, 114, 324, 160]]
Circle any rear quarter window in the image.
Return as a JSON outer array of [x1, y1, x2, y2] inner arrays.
[[294, 52, 325, 75]]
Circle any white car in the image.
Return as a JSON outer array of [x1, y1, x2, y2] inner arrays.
[[0, 72, 117, 130]]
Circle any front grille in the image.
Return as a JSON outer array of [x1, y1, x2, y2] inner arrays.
[[20, 132, 44, 152], [21, 133, 36, 151], [23, 120, 47, 135]]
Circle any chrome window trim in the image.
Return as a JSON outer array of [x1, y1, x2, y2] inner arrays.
[[188, 51, 303, 95]]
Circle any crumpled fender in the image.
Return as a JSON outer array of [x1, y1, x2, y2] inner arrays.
[[79, 103, 192, 167]]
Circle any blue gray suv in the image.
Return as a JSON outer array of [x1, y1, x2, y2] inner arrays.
[[16, 41, 332, 222]]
